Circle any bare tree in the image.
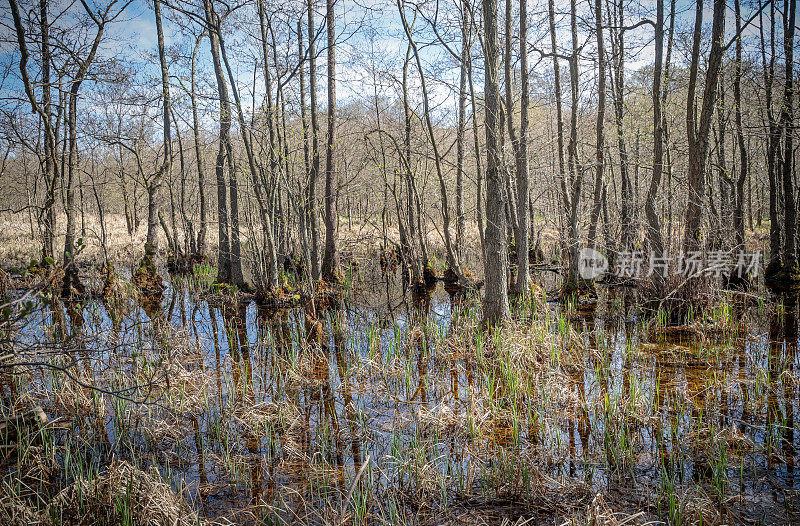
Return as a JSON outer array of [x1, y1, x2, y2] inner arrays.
[[513, 0, 530, 295], [307, 0, 322, 281], [455, 0, 468, 267], [482, 0, 510, 324], [587, 0, 606, 254], [728, 0, 749, 288], [683, 0, 725, 254], [188, 31, 208, 258], [562, 0, 584, 295], [8, 0, 64, 266], [61, 1, 129, 296], [398, 0, 462, 282], [146, 0, 171, 267], [778, 0, 798, 280], [321, 0, 340, 282], [607, 0, 632, 253], [646, 0, 666, 294], [201, 0, 233, 285], [761, 0, 782, 280]]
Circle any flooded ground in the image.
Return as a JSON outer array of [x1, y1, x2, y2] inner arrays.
[[1, 266, 798, 524]]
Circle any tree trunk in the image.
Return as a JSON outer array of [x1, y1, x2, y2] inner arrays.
[[514, 0, 530, 294], [321, 0, 340, 282], [762, 0, 782, 278], [455, 1, 468, 267], [729, 0, 749, 287], [220, 1, 274, 291], [646, 0, 666, 294], [398, 0, 461, 280], [467, 32, 485, 260], [9, 0, 59, 264], [482, 0, 511, 324], [563, 0, 584, 294], [60, 7, 106, 297], [662, 0, 676, 252], [779, 0, 798, 278], [587, 0, 606, 252], [548, 0, 569, 223], [299, 19, 313, 278], [148, 0, 171, 265], [190, 32, 208, 258], [307, 0, 322, 281], [202, 0, 232, 284], [62, 91, 80, 297], [608, 0, 632, 252], [714, 80, 728, 248], [504, 0, 520, 259], [683, 0, 725, 254]]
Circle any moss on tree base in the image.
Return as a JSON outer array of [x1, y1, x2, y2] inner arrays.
[[133, 243, 165, 303]]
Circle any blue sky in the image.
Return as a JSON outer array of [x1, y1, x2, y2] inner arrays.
[[0, 0, 788, 131]]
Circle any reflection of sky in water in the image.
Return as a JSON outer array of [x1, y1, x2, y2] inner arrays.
[[15, 279, 800, 517]]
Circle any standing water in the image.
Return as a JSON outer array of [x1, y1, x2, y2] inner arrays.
[[1, 266, 798, 524]]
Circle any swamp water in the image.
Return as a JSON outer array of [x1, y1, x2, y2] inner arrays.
[[2, 268, 799, 524]]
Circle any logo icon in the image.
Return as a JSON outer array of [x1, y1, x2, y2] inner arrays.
[[578, 248, 608, 280]]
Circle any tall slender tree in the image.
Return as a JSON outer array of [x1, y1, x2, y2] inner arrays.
[[482, 0, 511, 324], [587, 0, 606, 253], [398, 0, 461, 281], [455, 0, 468, 266], [512, 0, 530, 295], [307, 0, 322, 281], [779, 0, 798, 279], [321, 0, 340, 282], [646, 0, 666, 294], [563, 0, 584, 294], [608, 0, 632, 252], [9, 0, 59, 264], [189, 31, 208, 258], [202, 0, 232, 285], [729, 0, 749, 288], [762, 0, 782, 279], [148, 0, 170, 265], [683, 0, 726, 253], [61, 1, 124, 296]]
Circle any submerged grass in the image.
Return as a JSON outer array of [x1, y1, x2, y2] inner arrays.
[[0, 266, 797, 524]]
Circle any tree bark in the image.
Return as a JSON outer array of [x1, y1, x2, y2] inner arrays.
[[321, 0, 340, 281], [761, 0, 782, 278], [514, 0, 530, 294], [646, 0, 666, 294], [729, 0, 749, 287], [587, 0, 606, 252], [398, 0, 461, 280], [455, 1, 468, 267], [190, 32, 208, 258], [779, 0, 798, 277], [307, 0, 322, 281], [482, 0, 511, 324], [683, 0, 725, 253], [149, 0, 171, 263], [202, 0, 232, 284]]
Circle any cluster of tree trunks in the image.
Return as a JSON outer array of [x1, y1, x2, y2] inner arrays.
[[5, 0, 800, 320]]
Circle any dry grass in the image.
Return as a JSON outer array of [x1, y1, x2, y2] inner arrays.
[[0, 259, 795, 524]]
